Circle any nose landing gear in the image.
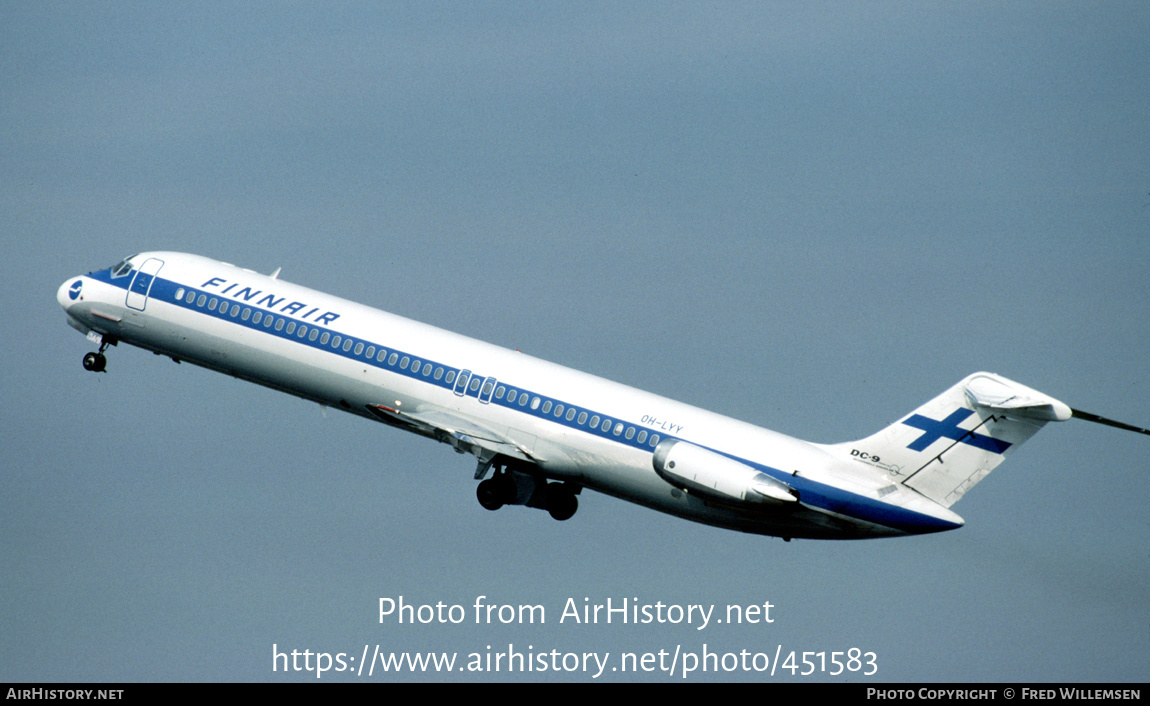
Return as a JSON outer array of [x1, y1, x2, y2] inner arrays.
[[82, 351, 106, 372], [81, 338, 114, 372]]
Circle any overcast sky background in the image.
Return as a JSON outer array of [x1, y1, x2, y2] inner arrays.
[[3, 2, 1148, 683]]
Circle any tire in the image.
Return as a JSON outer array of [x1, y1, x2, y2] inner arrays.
[[476, 478, 504, 511], [83, 352, 106, 372], [547, 484, 578, 521]]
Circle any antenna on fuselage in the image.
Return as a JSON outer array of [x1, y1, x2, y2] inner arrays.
[[270, 267, 281, 279]]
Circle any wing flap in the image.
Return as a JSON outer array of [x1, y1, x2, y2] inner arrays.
[[366, 404, 536, 463]]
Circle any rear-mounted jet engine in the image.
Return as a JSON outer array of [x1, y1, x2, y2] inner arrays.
[[652, 439, 798, 505]]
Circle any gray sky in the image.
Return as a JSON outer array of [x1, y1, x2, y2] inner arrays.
[[3, 2, 1147, 682]]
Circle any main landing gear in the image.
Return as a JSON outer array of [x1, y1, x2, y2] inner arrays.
[[476, 467, 580, 522]]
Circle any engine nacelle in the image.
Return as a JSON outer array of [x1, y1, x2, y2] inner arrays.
[[652, 439, 798, 505]]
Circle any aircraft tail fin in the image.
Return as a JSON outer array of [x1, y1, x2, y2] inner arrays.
[[825, 372, 1072, 508]]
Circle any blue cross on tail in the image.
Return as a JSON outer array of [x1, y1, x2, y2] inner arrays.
[[902, 409, 1012, 454]]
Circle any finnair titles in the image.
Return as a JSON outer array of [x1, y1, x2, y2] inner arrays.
[[57, 252, 1150, 540], [199, 275, 342, 326]]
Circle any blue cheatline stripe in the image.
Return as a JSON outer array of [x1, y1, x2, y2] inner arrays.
[[86, 265, 959, 533], [88, 266, 669, 457]]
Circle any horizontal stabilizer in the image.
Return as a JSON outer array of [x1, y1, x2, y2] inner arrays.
[[963, 373, 1072, 422], [1070, 408, 1150, 436]]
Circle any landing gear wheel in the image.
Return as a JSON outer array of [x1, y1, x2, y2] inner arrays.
[[477, 478, 504, 511], [477, 475, 516, 511], [547, 484, 578, 521], [82, 352, 106, 372]]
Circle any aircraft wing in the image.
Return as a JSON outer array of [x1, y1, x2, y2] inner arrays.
[[366, 404, 537, 463]]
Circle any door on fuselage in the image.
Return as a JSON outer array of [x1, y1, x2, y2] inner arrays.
[[478, 376, 497, 404], [453, 369, 472, 396], [125, 257, 165, 311]]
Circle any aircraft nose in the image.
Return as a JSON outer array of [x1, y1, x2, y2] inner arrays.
[[58, 278, 83, 310]]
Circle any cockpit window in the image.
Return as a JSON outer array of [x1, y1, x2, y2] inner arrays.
[[109, 255, 136, 278]]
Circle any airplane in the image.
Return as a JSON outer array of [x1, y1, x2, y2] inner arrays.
[[56, 252, 1149, 540]]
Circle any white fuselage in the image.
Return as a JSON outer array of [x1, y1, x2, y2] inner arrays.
[[58, 252, 964, 539]]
